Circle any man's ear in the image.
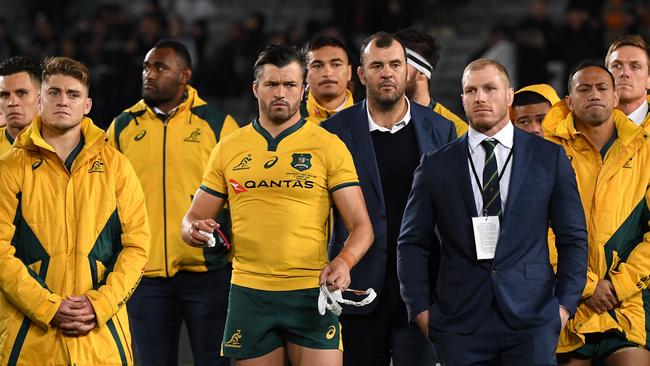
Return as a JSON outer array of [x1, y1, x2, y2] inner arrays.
[[357, 66, 366, 86], [84, 97, 93, 115], [180, 68, 192, 84]]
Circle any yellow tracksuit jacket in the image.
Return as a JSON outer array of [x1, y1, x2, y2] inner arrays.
[[546, 107, 650, 352], [0, 117, 151, 365], [107, 85, 238, 278], [428, 99, 469, 136], [0, 127, 14, 156], [301, 89, 354, 125]]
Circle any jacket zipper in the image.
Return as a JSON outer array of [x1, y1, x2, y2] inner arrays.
[[162, 119, 169, 277]]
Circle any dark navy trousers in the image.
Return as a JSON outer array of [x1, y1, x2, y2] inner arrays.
[[128, 266, 231, 366]]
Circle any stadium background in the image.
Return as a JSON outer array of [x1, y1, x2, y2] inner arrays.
[[2, 0, 649, 363]]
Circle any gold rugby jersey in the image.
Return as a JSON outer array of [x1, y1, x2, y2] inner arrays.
[[201, 119, 359, 291]]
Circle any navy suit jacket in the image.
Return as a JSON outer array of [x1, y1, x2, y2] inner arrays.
[[322, 99, 456, 314], [397, 128, 588, 334]]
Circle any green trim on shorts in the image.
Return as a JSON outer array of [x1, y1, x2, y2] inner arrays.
[[565, 332, 641, 360], [221, 284, 342, 359]]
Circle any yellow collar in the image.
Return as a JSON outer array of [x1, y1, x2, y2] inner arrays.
[[306, 89, 354, 119]]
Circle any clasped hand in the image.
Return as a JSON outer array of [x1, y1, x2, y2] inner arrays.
[[51, 296, 97, 336]]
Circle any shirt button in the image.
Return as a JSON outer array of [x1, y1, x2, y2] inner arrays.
[[492, 268, 498, 274]]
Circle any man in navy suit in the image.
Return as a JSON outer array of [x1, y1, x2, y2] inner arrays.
[[322, 31, 456, 366], [397, 59, 588, 366]]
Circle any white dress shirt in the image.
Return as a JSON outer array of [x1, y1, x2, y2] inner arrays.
[[467, 122, 515, 216], [367, 97, 412, 133], [627, 101, 648, 126]]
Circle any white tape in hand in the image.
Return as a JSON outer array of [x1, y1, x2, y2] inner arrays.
[[199, 230, 216, 247]]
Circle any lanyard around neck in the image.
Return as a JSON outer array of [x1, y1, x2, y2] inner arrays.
[[467, 143, 513, 206]]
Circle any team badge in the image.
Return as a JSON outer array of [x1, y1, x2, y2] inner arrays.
[[233, 154, 252, 170], [184, 128, 201, 143], [291, 153, 312, 171], [224, 329, 242, 348], [88, 159, 105, 173]]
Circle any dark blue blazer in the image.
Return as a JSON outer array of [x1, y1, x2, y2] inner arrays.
[[322, 99, 456, 314], [397, 128, 588, 333]]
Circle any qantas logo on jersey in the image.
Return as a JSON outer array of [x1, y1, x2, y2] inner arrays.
[[229, 179, 248, 193], [243, 179, 315, 189]]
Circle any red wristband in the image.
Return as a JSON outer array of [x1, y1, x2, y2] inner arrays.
[[336, 249, 356, 269]]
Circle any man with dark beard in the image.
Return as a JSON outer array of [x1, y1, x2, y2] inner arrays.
[[322, 32, 456, 366], [182, 44, 373, 366], [107, 39, 239, 366]]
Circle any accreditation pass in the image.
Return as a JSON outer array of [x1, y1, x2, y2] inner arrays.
[[472, 216, 499, 260]]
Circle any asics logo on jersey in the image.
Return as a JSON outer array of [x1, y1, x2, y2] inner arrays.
[[32, 158, 43, 170], [264, 156, 278, 169], [184, 128, 201, 143], [224, 329, 242, 348], [229, 179, 248, 194], [233, 154, 252, 170], [88, 159, 105, 173], [134, 130, 147, 141]]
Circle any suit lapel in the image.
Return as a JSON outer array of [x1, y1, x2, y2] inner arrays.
[[349, 100, 384, 203], [449, 135, 478, 217], [411, 108, 434, 155], [504, 129, 534, 217]]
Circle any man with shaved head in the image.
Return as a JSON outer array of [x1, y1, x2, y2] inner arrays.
[[398, 59, 587, 365]]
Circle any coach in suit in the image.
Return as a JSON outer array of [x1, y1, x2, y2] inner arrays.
[[322, 31, 455, 366], [397, 59, 588, 365]]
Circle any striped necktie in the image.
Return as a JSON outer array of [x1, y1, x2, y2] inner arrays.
[[481, 139, 502, 217]]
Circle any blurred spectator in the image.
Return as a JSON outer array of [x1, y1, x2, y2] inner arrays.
[[471, 24, 518, 87], [516, 0, 555, 86], [552, 2, 604, 95], [0, 19, 20, 61], [28, 13, 57, 60]]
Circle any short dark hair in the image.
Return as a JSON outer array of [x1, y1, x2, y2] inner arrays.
[[567, 60, 615, 92], [42, 57, 90, 89], [304, 36, 351, 64], [0, 55, 42, 85], [359, 31, 406, 66], [153, 39, 192, 69], [394, 28, 441, 70], [253, 44, 306, 82], [512, 91, 550, 107]]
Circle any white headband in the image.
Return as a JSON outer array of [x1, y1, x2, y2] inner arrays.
[[406, 48, 433, 79]]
